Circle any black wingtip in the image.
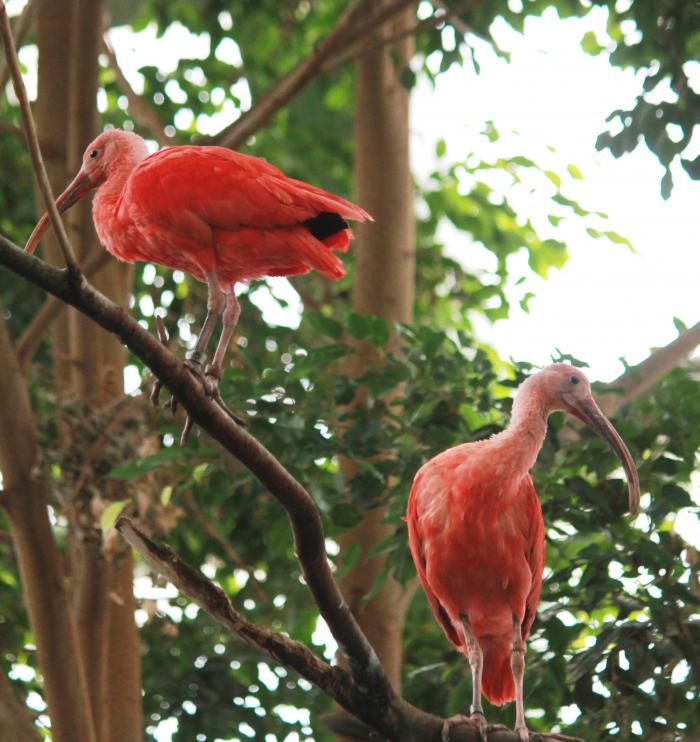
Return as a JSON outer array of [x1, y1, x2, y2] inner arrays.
[[303, 211, 348, 241]]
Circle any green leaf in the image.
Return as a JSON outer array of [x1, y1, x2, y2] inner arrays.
[[107, 448, 181, 479], [306, 312, 343, 340], [567, 163, 583, 179], [346, 312, 389, 345], [399, 66, 416, 90], [544, 170, 562, 188], [581, 30, 605, 55], [330, 503, 362, 529], [160, 485, 173, 505], [100, 500, 129, 532]]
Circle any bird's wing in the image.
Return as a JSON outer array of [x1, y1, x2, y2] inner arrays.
[[406, 469, 462, 649], [519, 475, 546, 641], [125, 146, 370, 232]]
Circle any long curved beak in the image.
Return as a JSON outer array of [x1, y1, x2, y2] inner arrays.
[[566, 395, 640, 515], [25, 170, 94, 254]]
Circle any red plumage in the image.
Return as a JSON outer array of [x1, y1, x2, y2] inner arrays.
[[407, 450, 545, 706], [25, 129, 371, 409], [406, 364, 639, 740]]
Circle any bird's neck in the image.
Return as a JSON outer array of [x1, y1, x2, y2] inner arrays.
[[93, 160, 135, 218], [503, 390, 549, 473]]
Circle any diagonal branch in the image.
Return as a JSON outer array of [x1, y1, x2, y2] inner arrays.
[[0, 2, 78, 273], [599, 320, 700, 416], [0, 230, 388, 696], [115, 517, 358, 705], [0, 232, 567, 742], [203, 0, 418, 150]]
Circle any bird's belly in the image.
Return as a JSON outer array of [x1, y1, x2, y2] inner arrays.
[[424, 516, 532, 641], [97, 220, 209, 282], [213, 227, 313, 283]]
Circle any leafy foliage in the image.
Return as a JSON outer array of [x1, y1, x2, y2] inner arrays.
[[1, 1, 698, 741]]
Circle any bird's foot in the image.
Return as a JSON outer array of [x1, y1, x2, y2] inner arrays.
[[150, 315, 172, 409], [178, 355, 245, 445], [202, 363, 246, 427], [515, 724, 530, 742], [442, 712, 499, 742]]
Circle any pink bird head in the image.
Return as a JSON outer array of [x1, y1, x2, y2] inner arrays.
[[518, 363, 640, 514], [25, 129, 149, 254]]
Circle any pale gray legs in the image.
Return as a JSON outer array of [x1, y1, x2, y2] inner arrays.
[[151, 272, 243, 442], [186, 272, 226, 371], [185, 273, 241, 391], [441, 616, 492, 742], [511, 618, 529, 742]]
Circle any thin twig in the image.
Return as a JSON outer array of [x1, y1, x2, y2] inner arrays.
[[0, 2, 79, 273], [0, 0, 42, 95], [321, 1, 474, 76], [115, 517, 358, 700]]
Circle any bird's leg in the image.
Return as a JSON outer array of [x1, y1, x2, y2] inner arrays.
[[441, 617, 491, 742], [204, 290, 241, 395], [185, 273, 226, 373], [511, 617, 529, 742]]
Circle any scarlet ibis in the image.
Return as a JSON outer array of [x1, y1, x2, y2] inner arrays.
[[406, 363, 640, 741], [26, 129, 370, 415]]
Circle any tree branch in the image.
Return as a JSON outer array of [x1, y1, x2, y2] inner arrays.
[[599, 321, 700, 416], [0, 669, 41, 742], [115, 517, 360, 707], [320, 0, 472, 77], [0, 232, 581, 742], [0, 2, 78, 272], [0, 0, 42, 95], [204, 0, 418, 150], [0, 230, 388, 695]]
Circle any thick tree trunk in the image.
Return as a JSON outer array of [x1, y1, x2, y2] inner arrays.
[[35, 0, 72, 387], [0, 319, 97, 742], [337, 0, 417, 708], [0, 670, 41, 742], [34, 2, 143, 739]]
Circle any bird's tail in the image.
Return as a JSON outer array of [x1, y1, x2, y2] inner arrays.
[[481, 644, 515, 706]]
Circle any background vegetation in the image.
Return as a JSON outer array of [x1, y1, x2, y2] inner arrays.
[[0, 1, 698, 740]]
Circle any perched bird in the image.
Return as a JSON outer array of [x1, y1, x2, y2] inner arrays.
[[406, 364, 640, 742], [26, 128, 370, 412]]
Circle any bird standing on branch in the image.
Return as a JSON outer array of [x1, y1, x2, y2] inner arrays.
[[26, 129, 370, 428], [406, 363, 640, 742]]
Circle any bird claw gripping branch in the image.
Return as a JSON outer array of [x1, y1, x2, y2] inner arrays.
[[150, 315, 245, 445]]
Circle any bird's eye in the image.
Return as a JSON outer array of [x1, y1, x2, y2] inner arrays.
[[89, 149, 99, 159], [570, 375, 580, 385]]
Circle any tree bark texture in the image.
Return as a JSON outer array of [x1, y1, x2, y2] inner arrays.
[[32, 2, 143, 738], [338, 0, 417, 706], [0, 318, 98, 742]]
